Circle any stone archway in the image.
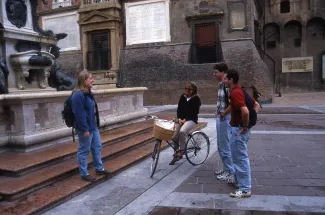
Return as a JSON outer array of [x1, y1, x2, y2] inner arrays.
[[283, 20, 302, 57]]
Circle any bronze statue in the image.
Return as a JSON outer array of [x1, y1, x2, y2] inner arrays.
[[0, 56, 9, 94], [48, 44, 76, 91]]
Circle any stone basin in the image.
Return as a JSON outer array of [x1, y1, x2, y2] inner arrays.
[[10, 50, 55, 90]]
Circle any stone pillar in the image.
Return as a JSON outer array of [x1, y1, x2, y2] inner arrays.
[[110, 29, 118, 70], [279, 25, 286, 91], [82, 31, 88, 71], [301, 22, 307, 57]]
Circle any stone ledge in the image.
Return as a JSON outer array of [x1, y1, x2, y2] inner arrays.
[[0, 87, 148, 101]]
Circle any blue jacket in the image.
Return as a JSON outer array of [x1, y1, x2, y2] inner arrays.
[[71, 90, 99, 132]]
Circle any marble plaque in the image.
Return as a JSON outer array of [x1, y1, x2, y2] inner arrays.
[[42, 11, 80, 51], [282, 57, 313, 73], [228, 1, 246, 30], [125, 0, 171, 45]]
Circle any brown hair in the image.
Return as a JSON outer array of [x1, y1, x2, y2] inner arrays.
[[75, 71, 91, 92], [186, 82, 198, 96]]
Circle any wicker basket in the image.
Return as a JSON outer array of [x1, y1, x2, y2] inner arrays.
[[153, 120, 176, 141]]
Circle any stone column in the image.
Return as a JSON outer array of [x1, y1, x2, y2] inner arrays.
[[82, 31, 88, 71], [279, 25, 285, 92], [110, 29, 118, 70], [301, 22, 307, 57]]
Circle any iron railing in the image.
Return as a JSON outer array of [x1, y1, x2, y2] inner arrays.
[[87, 50, 111, 71]]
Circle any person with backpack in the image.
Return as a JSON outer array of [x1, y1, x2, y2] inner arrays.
[[213, 63, 235, 182], [220, 69, 260, 198], [71, 71, 110, 182]]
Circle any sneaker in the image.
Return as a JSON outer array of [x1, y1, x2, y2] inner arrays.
[[81, 175, 96, 182], [214, 169, 225, 175], [230, 189, 251, 198], [227, 177, 239, 188], [216, 172, 233, 181], [96, 169, 111, 175]]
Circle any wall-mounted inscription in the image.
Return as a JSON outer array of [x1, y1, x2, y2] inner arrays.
[[125, 0, 171, 45], [227, 0, 247, 31], [282, 57, 313, 73]]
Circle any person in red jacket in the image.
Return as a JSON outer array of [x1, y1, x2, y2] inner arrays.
[[169, 82, 201, 165]]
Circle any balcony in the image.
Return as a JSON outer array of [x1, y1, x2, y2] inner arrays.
[[52, 0, 72, 9]]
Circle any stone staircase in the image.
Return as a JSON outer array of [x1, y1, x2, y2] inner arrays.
[[0, 115, 207, 215]]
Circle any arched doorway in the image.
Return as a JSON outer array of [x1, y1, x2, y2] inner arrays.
[[283, 20, 302, 58]]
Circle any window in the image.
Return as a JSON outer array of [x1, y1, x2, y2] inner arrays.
[[87, 30, 111, 71], [267, 41, 276, 49], [192, 23, 220, 64], [280, 0, 290, 13]]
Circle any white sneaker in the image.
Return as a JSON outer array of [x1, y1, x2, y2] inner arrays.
[[216, 172, 233, 181], [230, 189, 251, 198], [214, 169, 225, 175], [227, 176, 239, 188]]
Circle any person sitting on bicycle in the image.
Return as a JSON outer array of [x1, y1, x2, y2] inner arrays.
[[169, 82, 201, 165]]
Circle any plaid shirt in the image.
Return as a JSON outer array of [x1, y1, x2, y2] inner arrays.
[[216, 82, 230, 114]]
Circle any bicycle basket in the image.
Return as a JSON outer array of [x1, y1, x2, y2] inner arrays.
[[153, 119, 176, 141]]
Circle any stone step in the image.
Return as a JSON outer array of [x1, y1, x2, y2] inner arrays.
[[0, 121, 207, 215], [0, 119, 154, 177], [0, 139, 162, 215], [0, 130, 155, 201]]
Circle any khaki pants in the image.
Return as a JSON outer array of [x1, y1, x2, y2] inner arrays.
[[172, 120, 196, 151]]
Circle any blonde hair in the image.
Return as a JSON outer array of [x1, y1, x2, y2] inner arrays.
[[75, 71, 91, 92]]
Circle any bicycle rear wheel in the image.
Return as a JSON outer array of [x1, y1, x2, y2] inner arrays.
[[185, 131, 210, 165], [150, 139, 161, 178]]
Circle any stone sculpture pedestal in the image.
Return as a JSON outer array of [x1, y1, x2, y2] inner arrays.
[[0, 87, 148, 152]]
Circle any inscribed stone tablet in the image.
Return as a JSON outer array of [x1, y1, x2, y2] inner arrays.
[[125, 0, 170, 45], [229, 2, 246, 29]]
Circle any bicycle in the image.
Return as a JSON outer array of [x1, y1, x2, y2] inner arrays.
[[148, 115, 210, 178]]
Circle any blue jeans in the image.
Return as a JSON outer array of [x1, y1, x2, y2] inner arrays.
[[76, 128, 104, 176], [216, 114, 234, 174], [230, 126, 251, 192]]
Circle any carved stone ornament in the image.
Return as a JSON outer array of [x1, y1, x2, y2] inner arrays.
[[6, 0, 27, 29]]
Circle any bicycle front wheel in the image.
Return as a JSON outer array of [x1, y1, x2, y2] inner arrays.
[[150, 139, 161, 178], [185, 131, 210, 165]]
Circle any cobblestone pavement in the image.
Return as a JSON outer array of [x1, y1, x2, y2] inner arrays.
[[176, 133, 325, 197], [45, 102, 325, 215]]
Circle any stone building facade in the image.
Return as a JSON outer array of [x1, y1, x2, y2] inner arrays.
[[37, 0, 275, 105], [263, 0, 325, 94], [120, 0, 273, 105], [37, 0, 83, 78]]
